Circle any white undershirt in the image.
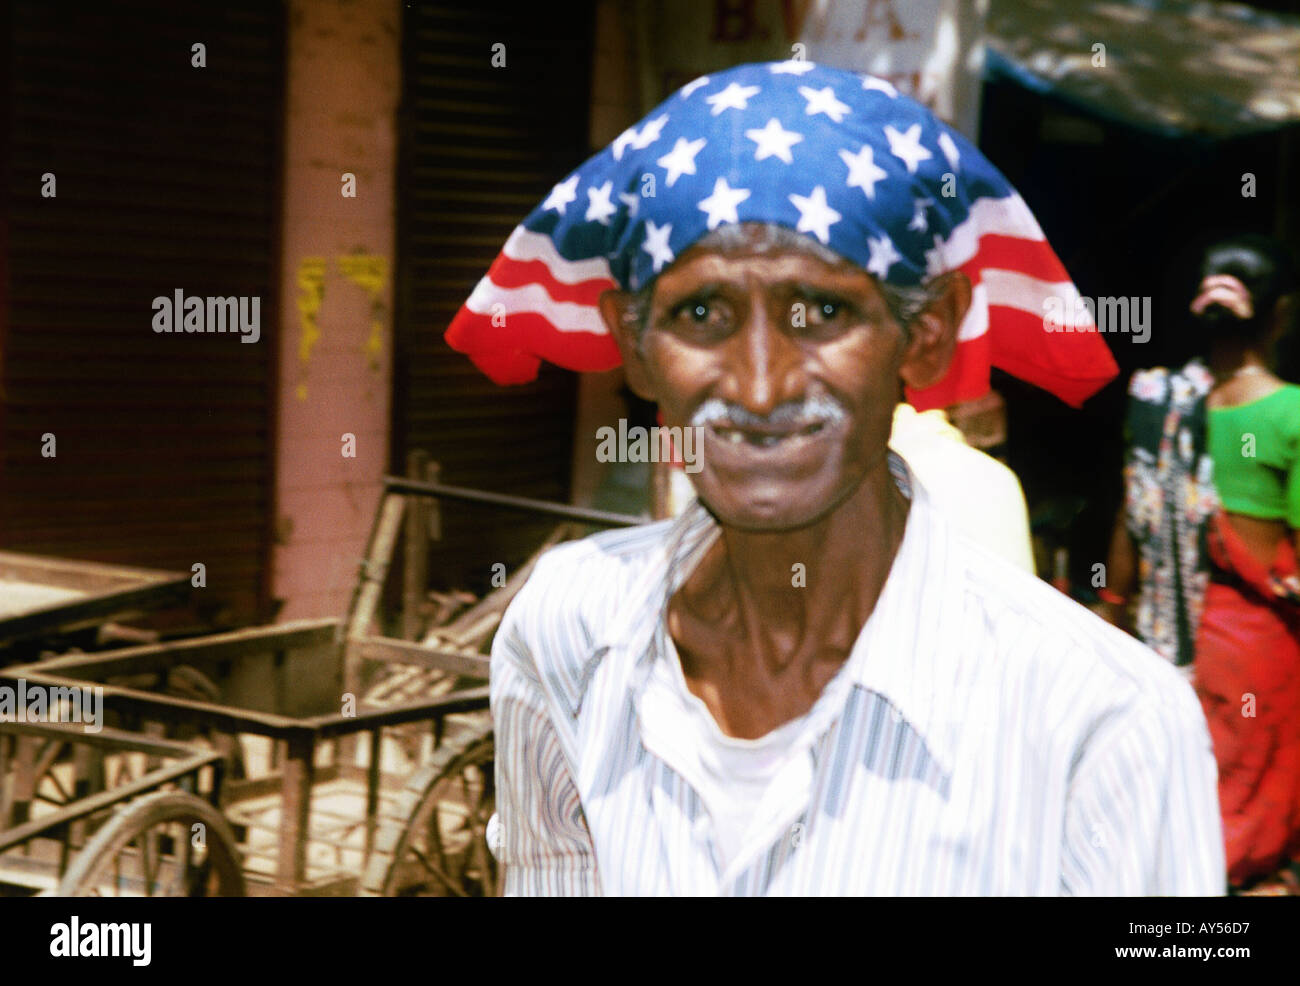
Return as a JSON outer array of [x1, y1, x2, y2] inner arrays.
[[692, 712, 807, 869], [662, 634, 838, 872]]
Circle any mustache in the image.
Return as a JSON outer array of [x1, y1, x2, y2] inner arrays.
[[689, 394, 847, 430]]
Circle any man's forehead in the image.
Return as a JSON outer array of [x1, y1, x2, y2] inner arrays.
[[656, 251, 875, 290], [656, 222, 874, 288], [687, 221, 848, 262]]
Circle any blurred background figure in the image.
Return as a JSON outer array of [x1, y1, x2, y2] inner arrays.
[[1105, 234, 1300, 893], [887, 403, 1035, 572]]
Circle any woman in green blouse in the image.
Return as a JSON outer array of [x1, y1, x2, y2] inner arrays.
[[1107, 234, 1300, 892], [1196, 236, 1300, 892]]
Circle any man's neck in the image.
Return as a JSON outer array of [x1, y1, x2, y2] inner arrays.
[[676, 453, 909, 679]]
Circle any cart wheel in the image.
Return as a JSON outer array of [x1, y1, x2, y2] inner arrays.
[[360, 722, 496, 897], [55, 790, 246, 897]]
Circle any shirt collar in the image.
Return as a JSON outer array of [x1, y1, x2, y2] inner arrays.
[[596, 451, 962, 777]]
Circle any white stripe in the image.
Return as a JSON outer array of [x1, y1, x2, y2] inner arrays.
[[982, 268, 1096, 327], [464, 277, 611, 335], [501, 226, 615, 284], [956, 281, 988, 342], [926, 192, 1046, 278]]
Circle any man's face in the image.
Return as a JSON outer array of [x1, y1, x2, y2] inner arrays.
[[613, 226, 912, 532]]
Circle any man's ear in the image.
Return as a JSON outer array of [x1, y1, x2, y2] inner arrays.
[[898, 271, 971, 391], [599, 288, 656, 400]]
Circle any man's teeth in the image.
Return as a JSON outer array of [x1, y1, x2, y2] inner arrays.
[[713, 422, 826, 446]]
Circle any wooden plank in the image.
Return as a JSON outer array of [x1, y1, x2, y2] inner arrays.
[[353, 636, 490, 679], [4, 618, 339, 678], [222, 763, 341, 805], [30, 738, 65, 795], [340, 492, 406, 764], [0, 751, 221, 854], [275, 733, 315, 896], [10, 736, 39, 828], [403, 451, 431, 641], [427, 461, 442, 541], [70, 743, 100, 849], [308, 686, 491, 739], [0, 551, 181, 594], [0, 734, 13, 828], [0, 671, 309, 738], [364, 728, 382, 860], [0, 720, 221, 759], [381, 475, 645, 528], [0, 578, 192, 645], [346, 494, 406, 644]]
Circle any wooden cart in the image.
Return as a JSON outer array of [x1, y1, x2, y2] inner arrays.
[[0, 552, 190, 657], [0, 472, 642, 897], [0, 618, 495, 896], [0, 719, 241, 896]]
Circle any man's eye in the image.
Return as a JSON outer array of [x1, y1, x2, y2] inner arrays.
[[669, 297, 727, 329], [799, 296, 853, 326]]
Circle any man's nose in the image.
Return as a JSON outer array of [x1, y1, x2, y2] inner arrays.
[[719, 304, 806, 417]]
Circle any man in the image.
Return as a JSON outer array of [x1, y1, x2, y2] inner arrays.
[[450, 63, 1223, 895]]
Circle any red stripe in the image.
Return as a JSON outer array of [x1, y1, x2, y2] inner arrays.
[[989, 305, 1117, 406], [906, 334, 991, 411], [906, 305, 1117, 411], [486, 254, 616, 307], [445, 309, 621, 385], [957, 234, 1070, 285]]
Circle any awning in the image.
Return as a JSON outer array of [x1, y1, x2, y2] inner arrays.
[[986, 0, 1300, 139]]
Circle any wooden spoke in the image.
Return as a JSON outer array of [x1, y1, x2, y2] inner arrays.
[[407, 844, 467, 897], [141, 826, 160, 896], [359, 722, 496, 897], [164, 823, 193, 897], [36, 779, 73, 807]]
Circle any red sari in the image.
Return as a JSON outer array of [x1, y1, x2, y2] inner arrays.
[[1193, 511, 1300, 887]]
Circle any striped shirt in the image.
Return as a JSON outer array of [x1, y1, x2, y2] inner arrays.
[[489, 454, 1225, 895]]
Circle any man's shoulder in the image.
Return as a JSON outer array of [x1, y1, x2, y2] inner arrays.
[[495, 518, 676, 666], [948, 530, 1198, 727], [529, 518, 675, 592]]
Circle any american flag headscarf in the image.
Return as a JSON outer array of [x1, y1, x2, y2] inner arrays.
[[445, 61, 1117, 410]]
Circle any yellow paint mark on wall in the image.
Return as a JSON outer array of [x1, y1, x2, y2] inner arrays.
[[337, 252, 389, 373], [296, 256, 328, 400]]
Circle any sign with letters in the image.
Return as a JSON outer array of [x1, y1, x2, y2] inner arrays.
[[639, 0, 989, 138]]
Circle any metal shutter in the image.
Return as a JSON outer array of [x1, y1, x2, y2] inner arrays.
[[394, 1, 593, 595], [2, 0, 285, 627]]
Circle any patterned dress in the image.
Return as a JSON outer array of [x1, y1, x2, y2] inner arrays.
[[1123, 360, 1218, 665]]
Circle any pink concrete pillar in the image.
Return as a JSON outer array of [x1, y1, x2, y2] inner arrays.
[[272, 0, 399, 620]]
